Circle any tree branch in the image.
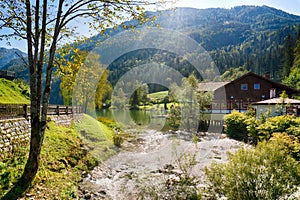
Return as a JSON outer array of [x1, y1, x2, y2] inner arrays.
[[15, 51, 29, 68]]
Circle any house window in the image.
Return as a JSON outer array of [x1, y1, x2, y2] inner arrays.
[[241, 84, 248, 90], [270, 88, 276, 98], [254, 83, 260, 90]]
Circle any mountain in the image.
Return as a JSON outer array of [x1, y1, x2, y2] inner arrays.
[[77, 6, 300, 83], [2, 6, 300, 103], [0, 47, 27, 69]]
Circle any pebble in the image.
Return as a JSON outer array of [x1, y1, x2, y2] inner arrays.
[[79, 130, 245, 199]]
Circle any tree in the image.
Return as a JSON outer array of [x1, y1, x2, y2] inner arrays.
[[56, 47, 87, 105], [95, 69, 112, 109], [283, 33, 300, 89], [282, 35, 294, 78], [0, 0, 165, 198], [73, 52, 106, 113], [168, 73, 210, 131], [275, 90, 289, 116], [220, 66, 248, 81], [57, 48, 112, 110], [129, 82, 149, 109]]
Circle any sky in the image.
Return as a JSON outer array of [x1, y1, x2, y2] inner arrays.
[[174, 0, 300, 16], [1, 0, 300, 52]]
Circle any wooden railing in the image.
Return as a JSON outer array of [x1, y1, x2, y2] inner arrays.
[[0, 104, 83, 120], [0, 70, 15, 80]]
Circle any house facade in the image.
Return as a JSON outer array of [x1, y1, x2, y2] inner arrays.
[[252, 97, 300, 117], [198, 72, 300, 113]]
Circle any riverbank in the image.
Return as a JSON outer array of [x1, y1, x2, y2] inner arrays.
[[0, 114, 115, 199]]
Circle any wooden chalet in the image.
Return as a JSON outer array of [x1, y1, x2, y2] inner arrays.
[[198, 72, 300, 113]]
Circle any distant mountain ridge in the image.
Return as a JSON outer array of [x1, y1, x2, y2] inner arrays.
[[98, 6, 300, 84], [78, 6, 300, 50], [0, 47, 27, 69]]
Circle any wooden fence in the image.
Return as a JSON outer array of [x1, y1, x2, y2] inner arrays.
[[0, 70, 15, 80], [0, 104, 83, 120]]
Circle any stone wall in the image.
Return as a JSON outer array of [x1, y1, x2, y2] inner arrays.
[[49, 114, 74, 127], [0, 114, 81, 158], [0, 118, 31, 157]]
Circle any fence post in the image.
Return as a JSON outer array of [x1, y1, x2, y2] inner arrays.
[[23, 104, 28, 119], [56, 105, 60, 115]]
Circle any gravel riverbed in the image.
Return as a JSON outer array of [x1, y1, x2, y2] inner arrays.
[[79, 130, 246, 199]]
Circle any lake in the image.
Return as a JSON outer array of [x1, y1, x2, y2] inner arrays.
[[96, 109, 169, 130], [96, 109, 225, 132]]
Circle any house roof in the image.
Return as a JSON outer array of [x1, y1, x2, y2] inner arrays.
[[197, 72, 300, 94], [197, 81, 228, 92], [252, 97, 300, 105], [225, 72, 300, 94]]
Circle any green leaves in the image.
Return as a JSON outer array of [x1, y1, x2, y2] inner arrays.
[[283, 33, 300, 89], [224, 110, 300, 160], [205, 140, 300, 200], [224, 111, 249, 141]]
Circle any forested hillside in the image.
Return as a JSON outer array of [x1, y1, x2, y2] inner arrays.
[[1, 6, 300, 103], [81, 6, 300, 83], [0, 48, 26, 69]]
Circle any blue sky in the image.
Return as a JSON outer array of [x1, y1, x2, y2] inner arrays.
[[1, 0, 300, 52]]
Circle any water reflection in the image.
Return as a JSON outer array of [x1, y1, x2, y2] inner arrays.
[[96, 109, 168, 130]]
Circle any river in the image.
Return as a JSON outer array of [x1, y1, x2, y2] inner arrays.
[[79, 124, 244, 199]]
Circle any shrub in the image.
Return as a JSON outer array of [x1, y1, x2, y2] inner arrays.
[[167, 105, 181, 130], [224, 111, 249, 141], [204, 139, 300, 200], [224, 111, 300, 147], [113, 134, 124, 147], [271, 133, 300, 161], [256, 115, 298, 141], [135, 152, 201, 200]]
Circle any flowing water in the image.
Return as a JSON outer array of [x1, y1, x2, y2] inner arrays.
[[79, 129, 244, 199]]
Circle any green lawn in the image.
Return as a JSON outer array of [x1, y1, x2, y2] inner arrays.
[[0, 78, 30, 104], [0, 114, 115, 199], [75, 114, 116, 161], [148, 90, 168, 100]]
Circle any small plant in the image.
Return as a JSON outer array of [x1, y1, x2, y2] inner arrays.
[[0, 145, 28, 197], [134, 151, 202, 200], [113, 134, 124, 147]]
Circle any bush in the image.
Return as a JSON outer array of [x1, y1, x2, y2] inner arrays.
[[271, 133, 300, 161], [113, 134, 124, 147], [224, 111, 300, 147], [256, 115, 298, 141], [204, 139, 300, 200], [167, 105, 181, 130], [135, 152, 201, 200], [224, 111, 249, 141]]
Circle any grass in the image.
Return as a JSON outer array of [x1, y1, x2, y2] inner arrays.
[[75, 114, 117, 161], [0, 114, 116, 199], [0, 78, 30, 104], [148, 90, 168, 100]]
